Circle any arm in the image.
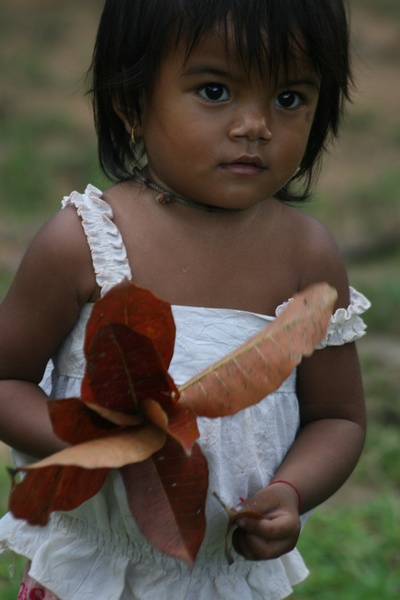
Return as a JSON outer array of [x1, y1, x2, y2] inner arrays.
[[0, 207, 97, 458], [273, 342, 366, 511], [233, 218, 367, 560], [233, 343, 365, 560]]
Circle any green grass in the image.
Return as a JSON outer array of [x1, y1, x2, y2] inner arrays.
[[300, 165, 400, 338], [0, 112, 105, 220], [0, 460, 26, 598], [294, 495, 400, 599], [291, 344, 400, 599], [302, 168, 400, 249], [348, 250, 400, 336], [0, 554, 26, 600]]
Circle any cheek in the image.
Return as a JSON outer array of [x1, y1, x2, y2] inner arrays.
[[289, 117, 314, 156], [305, 109, 314, 123], [280, 130, 310, 165], [272, 126, 311, 183]]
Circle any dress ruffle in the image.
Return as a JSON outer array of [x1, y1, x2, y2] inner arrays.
[[62, 186, 132, 296], [1, 466, 309, 600], [316, 287, 371, 348], [276, 286, 371, 348], [1, 511, 309, 600]]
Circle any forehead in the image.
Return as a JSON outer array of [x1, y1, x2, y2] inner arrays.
[[168, 24, 317, 82]]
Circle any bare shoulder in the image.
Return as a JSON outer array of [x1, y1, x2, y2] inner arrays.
[[281, 206, 365, 428], [0, 206, 97, 381], [280, 203, 350, 308], [20, 206, 97, 304]]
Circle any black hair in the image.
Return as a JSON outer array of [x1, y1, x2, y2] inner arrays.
[[87, 0, 352, 202]]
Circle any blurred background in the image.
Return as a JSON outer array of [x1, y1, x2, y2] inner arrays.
[[0, 0, 399, 598]]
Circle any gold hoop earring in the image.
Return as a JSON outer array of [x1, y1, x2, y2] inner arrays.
[[131, 125, 137, 145], [293, 166, 301, 178]]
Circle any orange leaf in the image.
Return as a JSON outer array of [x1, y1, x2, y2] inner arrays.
[[178, 283, 337, 417], [142, 398, 200, 455], [121, 437, 208, 566], [9, 426, 167, 526], [22, 426, 167, 471]]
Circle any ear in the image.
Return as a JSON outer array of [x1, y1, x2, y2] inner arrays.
[[112, 97, 143, 137]]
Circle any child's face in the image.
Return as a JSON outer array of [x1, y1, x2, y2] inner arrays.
[[138, 27, 320, 209]]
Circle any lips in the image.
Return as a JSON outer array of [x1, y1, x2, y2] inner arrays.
[[220, 155, 266, 175]]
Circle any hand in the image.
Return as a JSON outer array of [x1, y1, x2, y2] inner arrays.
[[232, 483, 301, 560]]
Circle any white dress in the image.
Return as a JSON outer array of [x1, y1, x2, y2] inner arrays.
[[0, 185, 371, 600]]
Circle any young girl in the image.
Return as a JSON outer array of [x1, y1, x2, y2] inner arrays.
[[0, 1, 370, 598]]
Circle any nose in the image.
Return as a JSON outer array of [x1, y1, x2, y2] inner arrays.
[[229, 105, 272, 143]]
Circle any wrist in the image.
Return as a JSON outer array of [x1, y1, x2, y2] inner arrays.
[[268, 480, 302, 512]]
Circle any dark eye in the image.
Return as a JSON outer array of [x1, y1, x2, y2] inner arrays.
[[198, 84, 230, 102], [275, 92, 303, 110]]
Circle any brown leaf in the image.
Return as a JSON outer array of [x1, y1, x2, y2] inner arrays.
[[121, 437, 208, 566], [179, 283, 337, 417], [22, 426, 167, 470]]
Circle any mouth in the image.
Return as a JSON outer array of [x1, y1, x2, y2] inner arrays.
[[220, 156, 266, 175]]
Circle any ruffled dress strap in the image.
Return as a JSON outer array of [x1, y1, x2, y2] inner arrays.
[[62, 184, 132, 296], [276, 286, 371, 348], [317, 286, 371, 348]]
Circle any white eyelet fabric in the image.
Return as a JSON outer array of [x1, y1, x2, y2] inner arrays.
[[0, 185, 370, 600]]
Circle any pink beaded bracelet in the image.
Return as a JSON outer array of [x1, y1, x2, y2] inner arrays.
[[268, 480, 302, 511]]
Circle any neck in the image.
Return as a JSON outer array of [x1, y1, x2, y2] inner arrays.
[[133, 168, 244, 213]]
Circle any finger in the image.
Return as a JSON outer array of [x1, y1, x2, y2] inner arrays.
[[232, 528, 298, 561], [236, 513, 301, 542]]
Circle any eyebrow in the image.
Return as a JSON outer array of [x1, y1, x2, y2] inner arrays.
[[283, 78, 320, 91], [181, 65, 232, 79], [181, 64, 320, 91]]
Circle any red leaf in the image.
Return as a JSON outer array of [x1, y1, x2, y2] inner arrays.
[[9, 283, 200, 540], [84, 279, 175, 368], [9, 281, 334, 565], [49, 398, 119, 445], [9, 426, 167, 526], [81, 324, 179, 415], [80, 322, 199, 452], [9, 465, 110, 526], [121, 437, 208, 566]]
